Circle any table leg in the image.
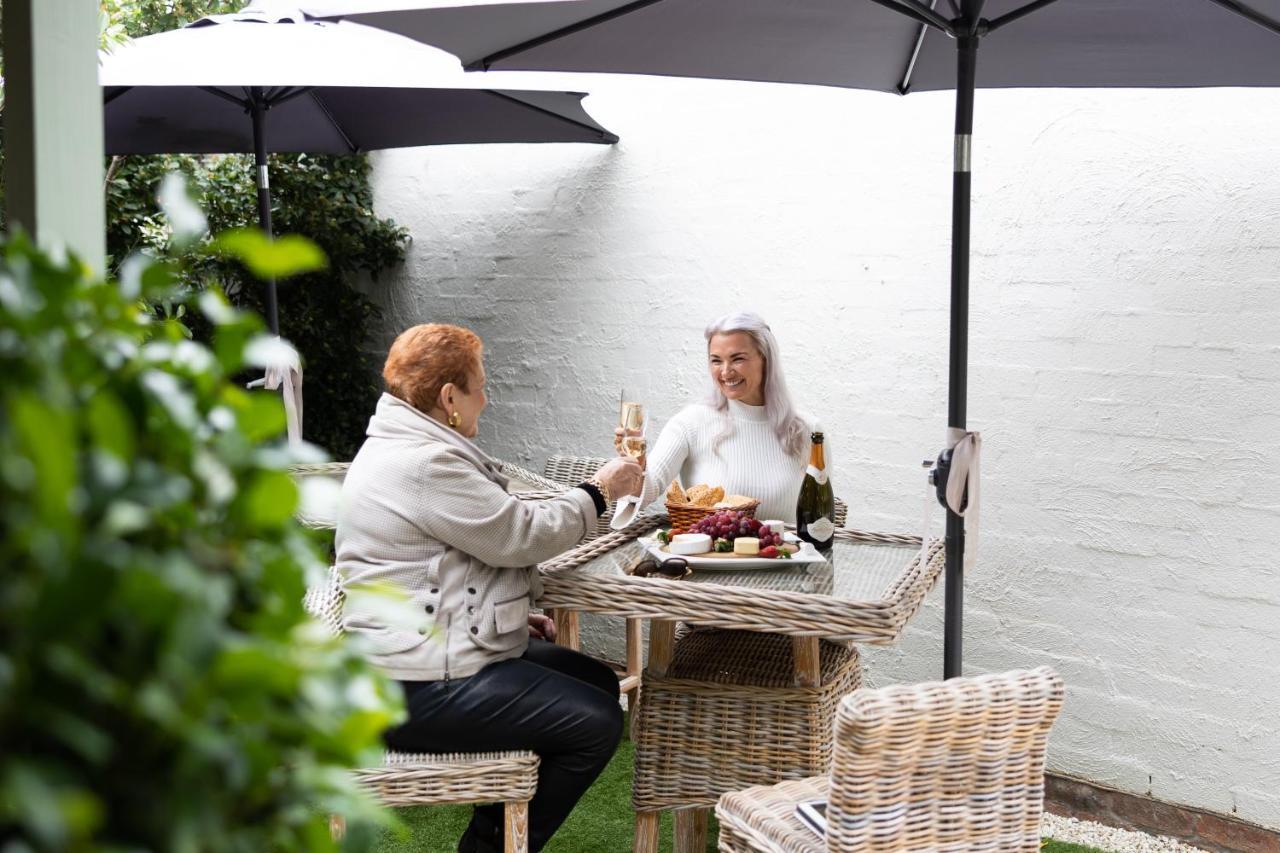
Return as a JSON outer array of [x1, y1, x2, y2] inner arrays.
[[633, 810, 660, 853], [673, 808, 708, 853], [792, 636, 821, 687], [551, 608, 581, 650], [647, 619, 676, 677]]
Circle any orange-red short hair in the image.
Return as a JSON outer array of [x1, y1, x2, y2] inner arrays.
[[383, 324, 483, 413]]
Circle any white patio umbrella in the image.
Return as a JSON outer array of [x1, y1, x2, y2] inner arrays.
[[301, 0, 1280, 676]]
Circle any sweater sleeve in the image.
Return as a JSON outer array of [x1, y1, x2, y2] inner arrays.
[[418, 448, 597, 568], [639, 408, 693, 507]]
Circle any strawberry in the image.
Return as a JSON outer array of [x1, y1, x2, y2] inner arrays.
[[760, 545, 779, 558]]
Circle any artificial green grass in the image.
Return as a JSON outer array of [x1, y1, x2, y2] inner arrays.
[[373, 736, 1108, 852]]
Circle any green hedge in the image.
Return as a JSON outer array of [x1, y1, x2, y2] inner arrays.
[[0, 233, 401, 850]]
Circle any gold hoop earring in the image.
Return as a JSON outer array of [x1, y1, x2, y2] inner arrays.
[[447, 411, 462, 429]]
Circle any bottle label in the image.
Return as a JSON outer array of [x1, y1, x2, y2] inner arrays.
[[806, 516, 834, 542], [806, 465, 828, 485]]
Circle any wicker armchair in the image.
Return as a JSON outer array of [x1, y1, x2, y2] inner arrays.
[[632, 628, 863, 852], [715, 667, 1065, 852], [304, 569, 539, 852]]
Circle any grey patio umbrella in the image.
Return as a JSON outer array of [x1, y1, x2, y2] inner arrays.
[[99, 2, 617, 335], [302, 0, 1280, 678]]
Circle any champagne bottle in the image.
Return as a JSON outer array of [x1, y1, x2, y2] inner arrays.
[[796, 431, 835, 556]]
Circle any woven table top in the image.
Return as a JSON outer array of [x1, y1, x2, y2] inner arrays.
[[538, 520, 945, 645]]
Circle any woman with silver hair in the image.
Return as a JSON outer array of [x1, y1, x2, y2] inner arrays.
[[619, 311, 824, 522]]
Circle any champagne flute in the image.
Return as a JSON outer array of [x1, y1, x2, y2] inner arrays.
[[618, 390, 648, 462]]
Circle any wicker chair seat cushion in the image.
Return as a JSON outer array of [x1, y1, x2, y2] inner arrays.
[[354, 750, 539, 807], [633, 629, 861, 811], [717, 776, 827, 853]]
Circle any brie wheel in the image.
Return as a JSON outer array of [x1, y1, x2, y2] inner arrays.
[[669, 533, 713, 555], [733, 537, 760, 556]]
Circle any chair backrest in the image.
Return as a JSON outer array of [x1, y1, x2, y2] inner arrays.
[[826, 666, 1064, 853], [546, 454, 850, 526], [543, 456, 615, 541], [303, 566, 346, 637], [543, 455, 609, 484]]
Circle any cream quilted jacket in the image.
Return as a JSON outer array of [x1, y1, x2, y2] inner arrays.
[[335, 394, 597, 681]]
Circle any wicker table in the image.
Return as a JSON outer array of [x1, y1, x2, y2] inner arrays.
[[538, 520, 944, 649], [538, 519, 945, 853]]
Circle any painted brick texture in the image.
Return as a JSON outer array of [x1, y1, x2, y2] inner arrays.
[[359, 79, 1280, 830]]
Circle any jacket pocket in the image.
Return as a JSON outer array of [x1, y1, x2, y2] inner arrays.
[[344, 618, 432, 657], [469, 594, 529, 652]]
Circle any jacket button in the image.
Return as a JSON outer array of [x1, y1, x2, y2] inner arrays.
[[467, 606, 474, 614], [430, 588, 438, 594], [470, 626, 479, 635], [425, 605, 435, 614], [418, 627, 429, 635], [467, 587, 477, 595]]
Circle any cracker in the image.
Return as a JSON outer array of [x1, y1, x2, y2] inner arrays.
[[666, 480, 688, 504], [718, 494, 755, 508]]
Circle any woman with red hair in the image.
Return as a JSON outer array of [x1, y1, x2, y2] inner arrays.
[[337, 323, 643, 853]]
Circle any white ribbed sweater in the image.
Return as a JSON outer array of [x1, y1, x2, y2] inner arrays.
[[641, 400, 826, 523]]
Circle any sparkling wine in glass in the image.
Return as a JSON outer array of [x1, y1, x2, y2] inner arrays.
[[618, 393, 648, 460]]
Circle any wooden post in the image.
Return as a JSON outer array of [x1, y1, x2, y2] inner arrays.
[[2, 0, 106, 271], [673, 809, 709, 853], [632, 811, 660, 853], [551, 608, 581, 650], [504, 801, 529, 853], [793, 636, 821, 687], [618, 616, 644, 708], [646, 619, 676, 677]]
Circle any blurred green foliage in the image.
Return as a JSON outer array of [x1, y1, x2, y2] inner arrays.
[[0, 232, 401, 851]]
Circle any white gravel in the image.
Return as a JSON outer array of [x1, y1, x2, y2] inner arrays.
[[1043, 812, 1208, 852]]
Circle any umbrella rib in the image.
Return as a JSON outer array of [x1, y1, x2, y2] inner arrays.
[[1202, 0, 1280, 38], [268, 86, 317, 109], [985, 0, 1060, 33], [897, 0, 940, 94], [467, 0, 668, 70], [199, 86, 251, 109], [865, 0, 955, 36], [307, 91, 361, 153], [487, 90, 619, 143]]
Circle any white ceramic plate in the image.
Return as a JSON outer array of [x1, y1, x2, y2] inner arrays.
[[639, 537, 827, 571]]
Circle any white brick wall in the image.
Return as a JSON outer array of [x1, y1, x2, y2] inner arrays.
[[360, 78, 1280, 829]]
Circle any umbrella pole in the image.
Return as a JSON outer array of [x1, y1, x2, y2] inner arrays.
[[250, 88, 280, 336], [944, 33, 979, 680]]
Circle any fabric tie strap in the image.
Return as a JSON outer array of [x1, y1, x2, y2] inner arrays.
[[945, 427, 981, 574], [253, 337, 304, 446]]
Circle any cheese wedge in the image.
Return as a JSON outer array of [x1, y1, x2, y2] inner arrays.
[[733, 537, 760, 556]]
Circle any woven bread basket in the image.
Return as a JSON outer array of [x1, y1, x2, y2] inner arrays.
[[666, 498, 761, 530]]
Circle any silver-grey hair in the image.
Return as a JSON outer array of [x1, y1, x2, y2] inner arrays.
[[703, 311, 808, 458]]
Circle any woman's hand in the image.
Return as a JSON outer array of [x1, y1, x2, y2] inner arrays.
[[528, 612, 557, 642], [595, 457, 645, 501]]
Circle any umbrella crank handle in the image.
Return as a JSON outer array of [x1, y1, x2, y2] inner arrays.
[[925, 449, 966, 512]]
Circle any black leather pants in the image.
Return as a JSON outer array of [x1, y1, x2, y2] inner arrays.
[[386, 639, 624, 853]]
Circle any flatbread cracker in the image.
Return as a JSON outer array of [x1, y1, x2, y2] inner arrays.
[[666, 480, 688, 504]]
